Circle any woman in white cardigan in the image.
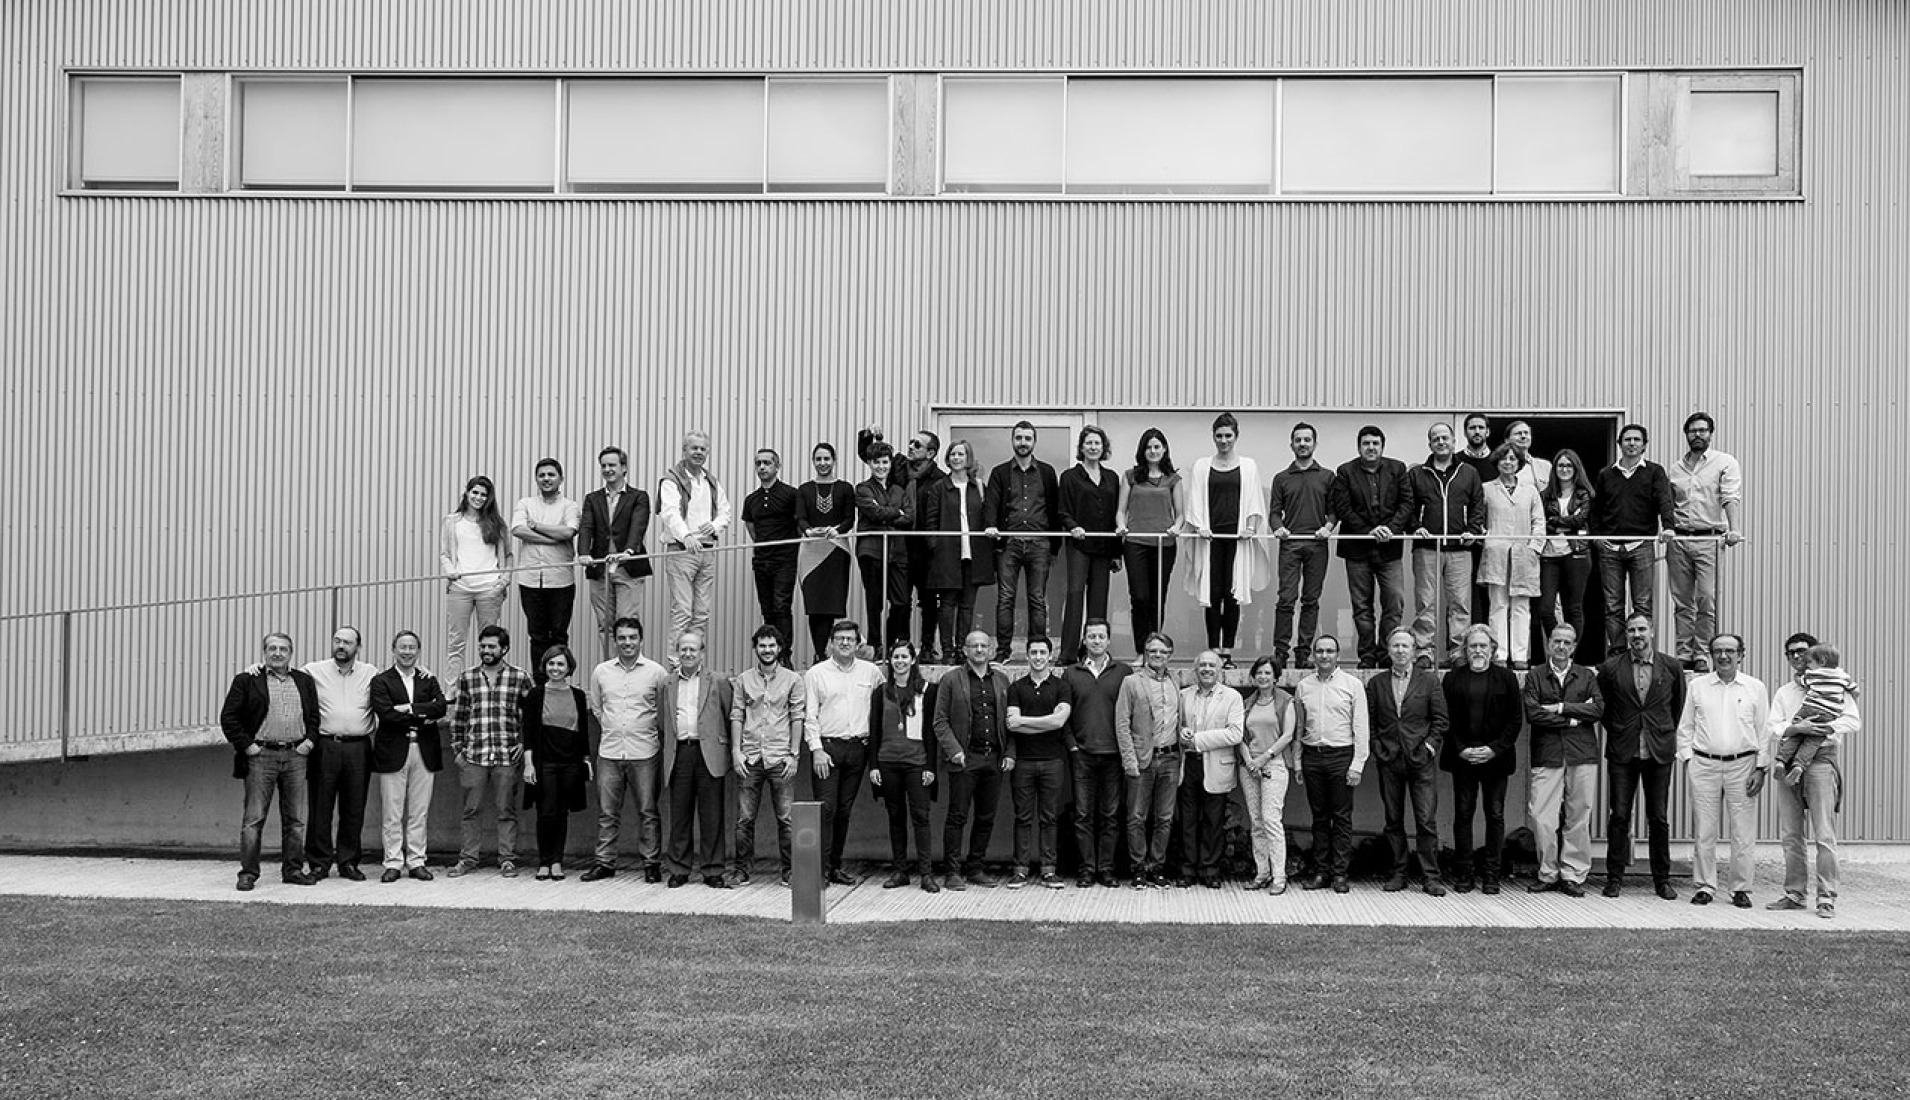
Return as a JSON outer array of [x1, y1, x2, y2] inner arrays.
[[1478, 444, 1546, 669], [1180, 412, 1271, 667]]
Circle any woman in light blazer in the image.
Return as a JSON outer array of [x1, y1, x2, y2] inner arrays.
[[1478, 444, 1546, 668]]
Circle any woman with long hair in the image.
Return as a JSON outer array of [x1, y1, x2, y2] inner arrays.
[[440, 475, 513, 686], [921, 440, 995, 656], [1116, 427, 1183, 656], [1538, 447, 1595, 644], [1058, 425, 1122, 664], [867, 639, 941, 891], [796, 441, 857, 663]]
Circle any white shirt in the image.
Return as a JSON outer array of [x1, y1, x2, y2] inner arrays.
[[675, 671, 704, 739], [1292, 669, 1371, 773], [590, 657, 668, 760], [804, 659, 883, 751], [1677, 672, 1770, 765], [659, 470, 733, 546], [303, 659, 378, 737], [450, 517, 500, 594]]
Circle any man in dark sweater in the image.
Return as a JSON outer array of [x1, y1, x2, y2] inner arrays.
[[1589, 424, 1676, 655], [1062, 620, 1133, 887]]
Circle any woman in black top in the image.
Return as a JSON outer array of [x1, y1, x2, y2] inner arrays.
[[797, 441, 858, 663], [1058, 425, 1122, 665], [868, 640, 941, 892], [521, 645, 594, 881], [1538, 448, 1595, 644]]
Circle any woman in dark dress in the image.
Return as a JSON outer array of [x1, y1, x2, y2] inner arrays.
[[868, 639, 941, 892], [1439, 624, 1523, 894], [521, 645, 594, 881], [797, 441, 857, 663]]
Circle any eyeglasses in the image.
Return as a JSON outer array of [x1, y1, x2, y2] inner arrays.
[[907, 440, 926, 450], [1785, 647, 1810, 657]]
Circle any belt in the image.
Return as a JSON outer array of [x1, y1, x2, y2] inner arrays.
[[825, 736, 869, 744], [320, 733, 370, 742], [1693, 748, 1756, 762], [255, 740, 303, 750], [1152, 744, 1182, 755], [1677, 527, 1726, 536]]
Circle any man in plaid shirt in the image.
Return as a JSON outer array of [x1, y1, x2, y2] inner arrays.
[[449, 624, 533, 877]]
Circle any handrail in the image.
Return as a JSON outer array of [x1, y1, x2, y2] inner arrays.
[[0, 528, 1736, 624]]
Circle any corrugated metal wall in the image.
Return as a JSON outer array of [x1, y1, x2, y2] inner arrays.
[[2, 1, 1904, 838]]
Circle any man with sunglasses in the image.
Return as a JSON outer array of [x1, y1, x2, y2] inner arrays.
[[866, 426, 949, 662], [1676, 633, 1768, 908], [1766, 632, 1861, 918]]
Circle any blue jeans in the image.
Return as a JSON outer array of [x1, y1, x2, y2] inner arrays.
[[734, 758, 796, 875], [458, 760, 521, 864], [1377, 756, 1440, 879], [995, 536, 1053, 656], [1274, 539, 1330, 662], [1411, 548, 1473, 664], [1596, 542, 1657, 654], [239, 746, 308, 878], [595, 755, 661, 869], [1776, 749, 1842, 901], [1124, 754, 1180, 875], [1344, 555, 1405, 666]]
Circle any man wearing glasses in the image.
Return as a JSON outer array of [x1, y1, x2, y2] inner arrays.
[[1666, 413, 1744, 672], [1766, 632, 1861, 918], [1676, 633, 1768, 908]]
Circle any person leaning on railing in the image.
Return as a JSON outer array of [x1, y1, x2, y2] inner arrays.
[[1589, 424, 1675, 657], [919, 440, 995, 657], [1057, 425, 1121, 666], [853, 441, 914, 657], [440, 474, 513, 688], [1114, 426, 1182, 659]]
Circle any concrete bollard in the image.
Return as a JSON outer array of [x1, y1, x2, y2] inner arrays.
[[791, 800, 825, 924]]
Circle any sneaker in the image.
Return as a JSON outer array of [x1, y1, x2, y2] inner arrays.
[[1817, 899, 1837, 919], [1267, 880, 1288, 896], [1131, 875, 1151, 891], [779, 870, 792, 887], [942, 872, 968, 892], [499, 861, 520, 879], [447, 859, 478, 878], [967, 869, 1001, 889], [1039, 871, 1065, 890], [1076, 873, 1098, 889], [1098, 871, 1120, 889], [730, 868, 753, 887], [1766, 895, 1809, 911], [1005, 870, 1032, 890], [1422, 879, 1447, 898]]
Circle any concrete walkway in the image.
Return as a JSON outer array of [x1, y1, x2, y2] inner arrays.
[[5, 849, 1910, 931]]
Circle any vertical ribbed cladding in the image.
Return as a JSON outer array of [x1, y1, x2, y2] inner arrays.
[[5, 1, 1909, 841]]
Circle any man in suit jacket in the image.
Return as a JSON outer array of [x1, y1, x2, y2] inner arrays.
[[1367, 629, 1451, 895], [660, 629, 735, 888], [219, 632, 320, 891], [368, 630, 448, 883], [983, 420, 1061, 663], [1595, 612, 1688, 899], [1522, 624, 1605, 897], [932, 630, 1012, 889], [578, 445, 653, 660]]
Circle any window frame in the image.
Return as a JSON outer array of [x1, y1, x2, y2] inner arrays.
[[68, 73, 185, 193], [1669, 72, 1801, 196]]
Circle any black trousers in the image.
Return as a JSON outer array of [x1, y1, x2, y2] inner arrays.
[[1176, 763, 1226, 880], [906, 549, 942, 654], [305, 736, 370, 869], [519, 585, 576, 682], [1121, 541, 1177, 653], [858, 553, 912, 654], [752, 554, 797, 665], [942, 762, 1002, 873], [1302, 744, 1357, 878], [532, 762, 586, 866], [665, 742, 727, 878], [875, 761, 934, 869], [1451, 769, 1509, 879], [813, 739, 868, 875], [1606, 757, 1674, 883], [1072, 750, 1125, 875], [1204, 536, 1241, 649], [1060, 545, 1113, 663], [1010, 757, 1066, 871], [1377, 757, 1441, 878]]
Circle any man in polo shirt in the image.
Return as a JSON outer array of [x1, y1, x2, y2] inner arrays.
[[511, 457, 581, 683], [1521, 624, 1604, 897], [1292, 635, 1369, 893], [1595, 613, 1686, 900], [805, 619, 884, 886], [582, 616, 670, 882], [1408, 422, 1484, 668], [220, 632, 319, 891], [578, 445, 652, 660], [303, 626, 377, 882], [1268, 421, 1336, 669], [984, 420, 1060, 663], [1063, 620, 1132, 888], [1766, 631, 1862, 919], [1005, 636, 1075, 888], [1666, 412, 1745, 672], [662, 630, 734, 889], [1176, 650, 1245, 889], [741, 448, 801, 667], [448, 625, 533, 877], [730, 624, 806, 885], [1677, 632, 1769, 908], [933, 630, 1011, 890], [658, 430, 732, 656], [1115, 632, 1182, 888], [1590, 424, 1676, 655]]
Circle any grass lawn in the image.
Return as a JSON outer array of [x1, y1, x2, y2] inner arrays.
[[1, 896, 1901, 1099]]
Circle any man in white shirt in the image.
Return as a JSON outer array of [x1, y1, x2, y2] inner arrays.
[[658, 430, 733, 656], [1676, 632, 1768, 908], [1765, 631, 1861, 918], [1666, 412, 1745, 672], [1292, 635, 1370, 893], [661, 630, 734, 889], [805, 619, 884, 885], [512, 457, 582, 682], [582, 616, 671, 883], [303, 627, 378, 881]]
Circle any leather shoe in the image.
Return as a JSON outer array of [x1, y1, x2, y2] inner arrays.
[[920, 875, 941, 894], [1690, 889, 1713, 905], [1076, 874, 1097, 889], [580, 864, 615, 882], [1603, 876, 1623, 898], [1731, 891, 1752, 909], [643, 864, 663, 883], [1559, 880, 1585, 898], [337, 863, 366, 882], [883, 871, 911, 889], [667, 874, 690, 888], [1766, 895, 1809, 911], [967, 869, 1000, 888], [236, 874, 257, 892], [1098, 871, 1120, 888], [1301, 875, 1331, 891], [1654, 881, 1677, 901], [1381, 874, 1409, 892], [704, 875, 732, 890], [282, 870, 315, 886], [380, 868, 402, 884], [1527, 878, 1560, 894], [408, 866, 434, 882], [941, 873, 967, 892], [1330, 877, 1350, 894], [1422, 879, 1447, 898], [827, 869, 857, 887], [1449, 877, 1476, 894], [1480, 878, 1500, 895], [307, 866, 330, 882]]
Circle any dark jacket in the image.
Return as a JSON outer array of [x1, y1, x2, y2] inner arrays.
[[578, 485, 653, 580], [1366, 669, 1450, 768], [519, 684, 596, 812], [854, 475, 913, 562], [368, 667, 449, 773], [1589, 461, 1675, 537], [984, 457, 1061, 552], [219, 667, 320, 779], [1439, 664, 1523, 777], [931, 665, 1011, 768], [1057, 465, 1122, 558], [1407, 458, 1485, 549], [1542, 484, 1594, 557], [869, 679, 941, 792], [1330, 456, 1415, 562], [921, 478, 997, 590], [1595, 651, 1687, 764], [1521, 663, 1605, 768], [659, 672, 736, 784]]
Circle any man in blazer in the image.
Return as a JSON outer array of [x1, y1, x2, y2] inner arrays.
[[1367, 629, 1451, 895], [578, 445, 653, 660], [1595, 612, 1688, 899], [1114, 631, 1183, 888], [219, 631, 320, 891], [660, 629, 735, 888], [983, 420, 1061, 663], [1522, 624, 1605, 897], [932, 630, 1012, 889], [369, 630, 448, 883], [1329, 426, 1416, 668]]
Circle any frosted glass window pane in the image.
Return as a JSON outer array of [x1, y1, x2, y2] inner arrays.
[[567, 80, 763, 191], [353, 79, 555, 189], [766, 79, 888, 192], [1066, 79, 1275, 193], [1495, 76, 1620, 193], [75, 77, 180, 187], [1282, 78, 1492, 193], [942, 78, 1063, 193], [1688, 91, 1778, 176], [238, 79, 347, 188]]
